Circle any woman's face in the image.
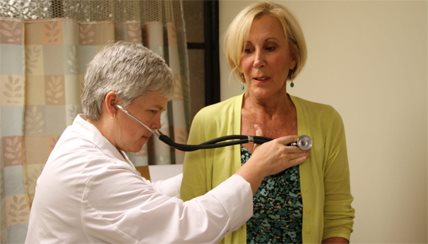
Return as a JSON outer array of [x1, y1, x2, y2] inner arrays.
[[115, 91, 167, 153], [240, 14, 296, 98]]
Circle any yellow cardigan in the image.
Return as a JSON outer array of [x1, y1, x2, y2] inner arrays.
[[180, 94, 355, 243]]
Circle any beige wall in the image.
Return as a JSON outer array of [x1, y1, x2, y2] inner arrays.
[[219, 0, 427, 243]]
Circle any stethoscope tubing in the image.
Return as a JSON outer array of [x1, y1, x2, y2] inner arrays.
[[159, 134, 312, 152], [158, 134, 273, 151], [116, 104, 312, 152]]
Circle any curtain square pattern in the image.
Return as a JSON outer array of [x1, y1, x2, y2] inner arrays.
[[0, 1, 190, 242]]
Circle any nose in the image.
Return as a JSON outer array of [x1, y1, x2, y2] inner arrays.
[[253, 49, 265, 68], [150, 112, 163, 130]]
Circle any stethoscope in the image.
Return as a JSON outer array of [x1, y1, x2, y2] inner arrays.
[[116, 105, 312, 152]]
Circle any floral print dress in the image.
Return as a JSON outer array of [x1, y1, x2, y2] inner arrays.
[[241, 146, 303, 244]]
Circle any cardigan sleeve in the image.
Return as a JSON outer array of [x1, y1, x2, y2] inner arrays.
[[180, 95, 248, 243], [322, 107, 355, 240], [180, 96, 242, 201], [180, 108, 213, 201]]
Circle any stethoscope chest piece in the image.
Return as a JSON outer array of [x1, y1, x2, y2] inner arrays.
[[295, 135, 312, 150]]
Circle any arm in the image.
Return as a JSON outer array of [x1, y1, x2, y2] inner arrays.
[[323, 237, 349, 244], [83, 136, 307, 243], [237, 136, 309, 193], [322, 108, 355, 241], [152, 173, 183, 197], [84, 165, 254, 243], [180, 111, 212, 200]]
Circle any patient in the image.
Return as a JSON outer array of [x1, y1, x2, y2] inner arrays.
[[180, 1, 355, 243]]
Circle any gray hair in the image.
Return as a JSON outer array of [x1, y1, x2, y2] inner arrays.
[[81, 41, 174, 120]]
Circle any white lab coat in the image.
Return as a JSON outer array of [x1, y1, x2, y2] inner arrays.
[[25, 115, 253, 244]]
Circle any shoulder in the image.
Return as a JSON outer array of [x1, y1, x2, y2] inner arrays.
[[292, 95, 336, 112], [291, 95, 342, 121], [199, 95, 241, 112], [192, 95, 241, 121]]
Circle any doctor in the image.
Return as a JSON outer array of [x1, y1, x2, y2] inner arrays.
[[25, 41, 309, 243]]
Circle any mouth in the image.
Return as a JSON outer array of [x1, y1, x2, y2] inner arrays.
[[253, 76, 271, 82], [141, 134, 152, 140]]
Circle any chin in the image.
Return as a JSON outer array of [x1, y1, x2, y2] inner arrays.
[[127, 148, 141, 153], [125, 143, 146, 153], [136, 139, 149, 151]]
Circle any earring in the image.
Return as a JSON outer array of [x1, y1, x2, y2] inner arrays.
[[288, 69, 295, 88], [241, 83, 246, 91]]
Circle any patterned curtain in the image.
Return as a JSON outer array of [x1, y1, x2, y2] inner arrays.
[[0, 0, 190, 242]]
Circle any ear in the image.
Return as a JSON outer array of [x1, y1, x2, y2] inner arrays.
[[104, 91, 119, 116], [290, 58, 297, 71], [288, 42, 298, 70]]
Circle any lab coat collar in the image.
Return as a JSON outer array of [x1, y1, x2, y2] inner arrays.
[[72, 115, 137, 171]]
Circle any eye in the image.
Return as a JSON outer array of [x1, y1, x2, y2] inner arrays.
[[144, 109, 158, 115], [265, 44, 277, 52], [243, 43, 254, 54]]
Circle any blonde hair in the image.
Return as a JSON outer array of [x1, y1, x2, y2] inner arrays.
[[223, 1, 307, 83]]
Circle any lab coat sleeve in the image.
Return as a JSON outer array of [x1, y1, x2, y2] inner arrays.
[[152, 173, 183, 198], [82, 164, 253, 243]]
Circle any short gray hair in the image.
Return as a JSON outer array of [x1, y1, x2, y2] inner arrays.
[[81, 41, 174, 120]]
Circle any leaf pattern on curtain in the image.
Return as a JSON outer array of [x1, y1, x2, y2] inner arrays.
[[3, 137, 24, 166], [116, 21, 142, 43], [3, 76, 24, 104], [6, 196, 28, 225], [25, 46, 42, 74], [0, 20, 22, 43], [0, 1, 190, 242], [46, 76, 65, 104], [24, 106, 44, 135], [44, 21, 62, 43]]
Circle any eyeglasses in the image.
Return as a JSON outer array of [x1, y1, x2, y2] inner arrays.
[[115, 104, 312, 151]]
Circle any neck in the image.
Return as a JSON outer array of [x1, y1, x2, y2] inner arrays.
[[243, 91, 293, 117], [86, 115, 117, 147]]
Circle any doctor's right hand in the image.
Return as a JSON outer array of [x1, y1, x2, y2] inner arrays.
[[236, 135, 310, 193]]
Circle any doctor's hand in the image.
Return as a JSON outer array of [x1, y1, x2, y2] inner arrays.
[[236, 135, 310, 193]]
